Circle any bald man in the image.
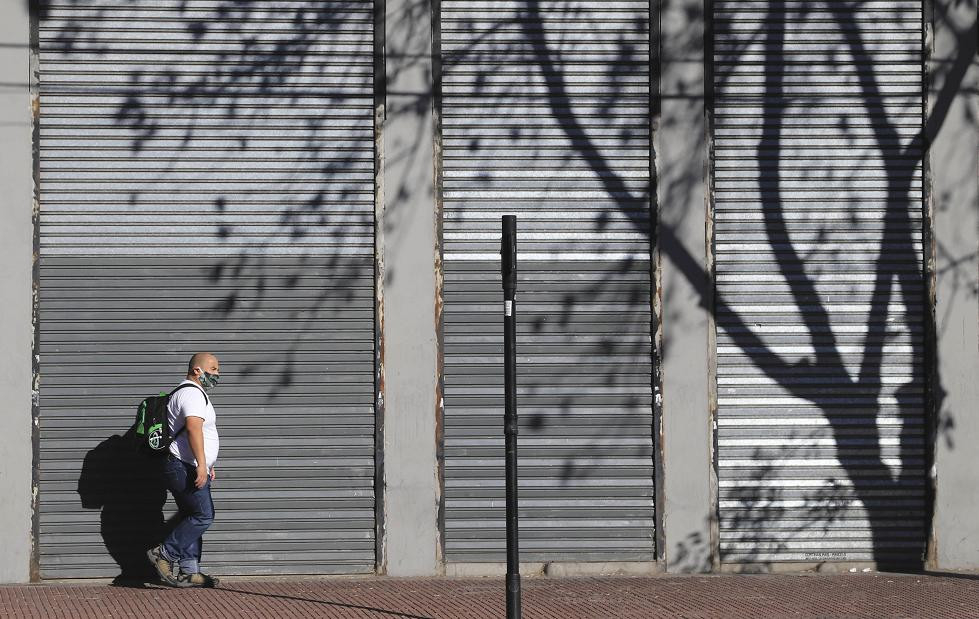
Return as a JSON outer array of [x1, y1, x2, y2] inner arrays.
[[147, 353, 221, 588]]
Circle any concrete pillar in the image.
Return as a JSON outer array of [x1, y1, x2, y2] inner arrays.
[[930, 0, 979, 571], [656, 0, 713, 573], [379, 0, 440, 576], [0, 0, 35, 584]]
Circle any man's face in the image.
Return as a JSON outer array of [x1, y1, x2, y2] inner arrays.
[[194, 356, 221, 392], [197, 357, 221, 378]]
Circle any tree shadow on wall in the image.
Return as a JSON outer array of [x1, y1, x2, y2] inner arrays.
[[508, 0, 976, 570], [34, 0, 978, 574], [33, 0, 390, 397], [77, 428, 173, 586]]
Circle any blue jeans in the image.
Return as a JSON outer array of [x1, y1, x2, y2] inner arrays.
[[160, 456, 214, 575]]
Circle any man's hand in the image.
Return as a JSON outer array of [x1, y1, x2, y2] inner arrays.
[[195, 464, 209, 489], [209, 467, 216, 481]]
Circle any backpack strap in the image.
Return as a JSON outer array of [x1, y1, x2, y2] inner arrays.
[[168, 382, 210, 439]]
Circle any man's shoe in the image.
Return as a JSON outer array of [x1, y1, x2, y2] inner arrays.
[[146, 545, 177, 586], [174, 570, 219, 588]]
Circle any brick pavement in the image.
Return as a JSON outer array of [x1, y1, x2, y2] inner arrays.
[[2, 573, 978, 619]]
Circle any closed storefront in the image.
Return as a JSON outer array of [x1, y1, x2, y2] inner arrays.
[[712, 1, 927, 564], [439, 1, 656, 563], [37, 1, 377, 577]]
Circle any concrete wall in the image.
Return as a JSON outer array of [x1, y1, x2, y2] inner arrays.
[[379, 0, 440, 576], [657, 0, 713, 573], [0, 0, 35, 584], [931, 0, 979, 571]]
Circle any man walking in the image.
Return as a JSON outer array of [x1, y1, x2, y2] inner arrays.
[[147, 352, 221, 588]]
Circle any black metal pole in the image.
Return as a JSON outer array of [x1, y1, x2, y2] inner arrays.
[[501, 215, 521, 619]]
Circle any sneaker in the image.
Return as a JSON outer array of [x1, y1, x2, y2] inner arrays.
[[174, 570, 219, 588], [146, 545, 177, 586]]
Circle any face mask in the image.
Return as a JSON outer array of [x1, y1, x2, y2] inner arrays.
[[197, 369, 220, 392]]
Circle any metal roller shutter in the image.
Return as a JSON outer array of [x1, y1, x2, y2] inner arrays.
[[439, 1, 655, 563], [712, 1, 926, 564], [37, 0, 376, 577]]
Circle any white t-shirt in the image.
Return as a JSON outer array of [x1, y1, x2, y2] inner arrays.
[[168, 380, 220, 469]]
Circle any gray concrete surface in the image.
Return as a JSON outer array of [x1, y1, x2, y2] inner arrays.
[[0, 0, 35, 585], [930, 0, 979, 571], [656, 0, 713, 574], [379, 0, 440, 576]]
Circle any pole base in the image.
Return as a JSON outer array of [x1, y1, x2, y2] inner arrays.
[[506, 572, 521, 619]]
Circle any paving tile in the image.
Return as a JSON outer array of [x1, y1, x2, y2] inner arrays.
[[2, 574, 979, 618]]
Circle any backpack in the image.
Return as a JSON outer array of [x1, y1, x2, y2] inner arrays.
[[133, 383, 209, 456]]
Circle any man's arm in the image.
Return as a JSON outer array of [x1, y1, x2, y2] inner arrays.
[[184, 416, 208, 489]]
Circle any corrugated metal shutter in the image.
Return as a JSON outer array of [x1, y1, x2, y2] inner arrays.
[[439, 1, 655, 563], [712, 1, 926, 564], [37, 0, 376, 578]]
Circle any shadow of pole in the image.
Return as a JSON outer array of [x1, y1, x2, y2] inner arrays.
[[213, 585, 435, 619]]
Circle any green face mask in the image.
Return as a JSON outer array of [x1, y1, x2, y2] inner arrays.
[[198, 370, 220, 392]]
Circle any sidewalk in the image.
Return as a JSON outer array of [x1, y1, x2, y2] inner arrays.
[[2, 573, 977, 619]]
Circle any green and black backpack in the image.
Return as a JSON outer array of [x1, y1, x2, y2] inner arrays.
[[133, 383, 209, 456]]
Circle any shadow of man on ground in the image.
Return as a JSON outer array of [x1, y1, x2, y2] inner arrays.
[[77, 427, 172, 586]]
